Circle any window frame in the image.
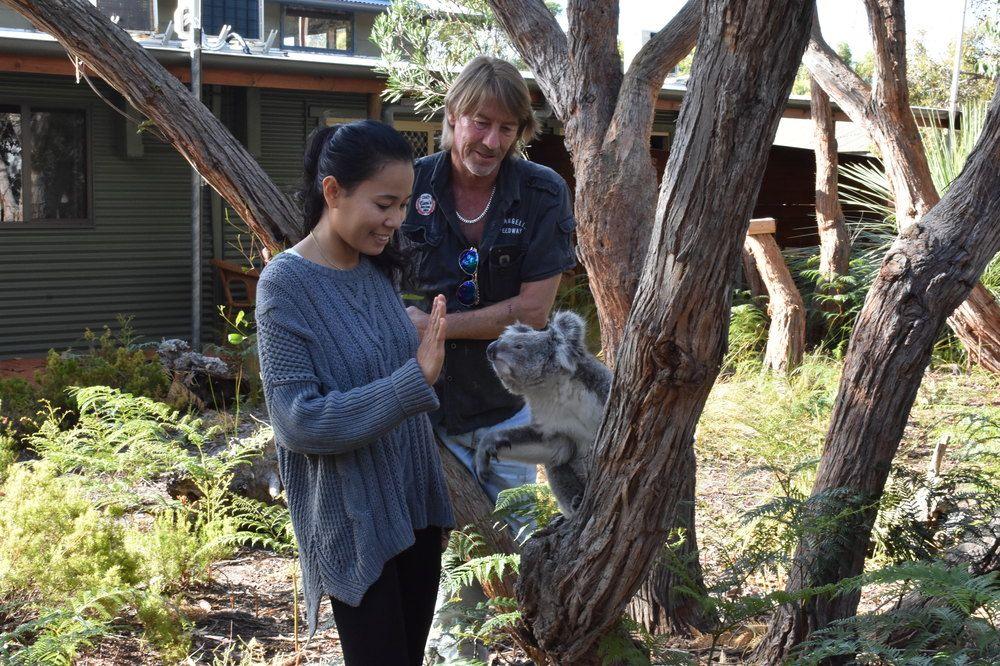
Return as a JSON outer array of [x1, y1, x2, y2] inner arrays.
[[90, 0, 158, 33], [0, 100, 94, 229], [394, 120, 440, 157], [279, 4, 356, 55]]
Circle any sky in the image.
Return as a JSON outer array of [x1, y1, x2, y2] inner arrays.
[[556, 1, 977, 67]]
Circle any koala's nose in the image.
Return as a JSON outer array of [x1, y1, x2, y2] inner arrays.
[[486, 341, 498, 360]]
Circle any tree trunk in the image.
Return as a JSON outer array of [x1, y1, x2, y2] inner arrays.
[[1, 0, 298, 254], [754, 85, 1000, 664], [744, 232, 806, 373], [488, 0, 712, 638], [439, 442, 517, 557], [947, 283, 1000, 372], [626, 446, 708, 636], [809, 78, 850, 284], [803, 0, 1000, 372], [506, 0, 815, 659]]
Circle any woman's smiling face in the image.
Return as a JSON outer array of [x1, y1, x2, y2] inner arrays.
[[324, 159, 414, 256]]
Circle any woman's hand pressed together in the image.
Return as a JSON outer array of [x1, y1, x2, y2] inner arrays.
[[417, 294, 447, 385]]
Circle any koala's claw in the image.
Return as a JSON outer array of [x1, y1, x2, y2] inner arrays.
[[474, 433, 509, 483], [474, 446, 492, 483]]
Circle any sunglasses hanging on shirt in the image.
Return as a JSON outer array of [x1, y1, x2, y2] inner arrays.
[[457, 246, 480, 307]]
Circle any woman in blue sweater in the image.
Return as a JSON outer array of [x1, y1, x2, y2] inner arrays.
[[255, 120, 455, 665]]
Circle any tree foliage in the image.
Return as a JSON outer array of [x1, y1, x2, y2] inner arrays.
[[371, 0, 560, 118]]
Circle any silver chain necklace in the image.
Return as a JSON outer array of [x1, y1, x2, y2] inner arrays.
[[455, 186, 496, 225]]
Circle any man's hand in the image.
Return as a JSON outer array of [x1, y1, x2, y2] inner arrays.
[[406, 305, 429, 337]]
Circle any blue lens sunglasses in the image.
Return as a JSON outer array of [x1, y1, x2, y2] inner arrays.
[[457, 246, 479, 307]]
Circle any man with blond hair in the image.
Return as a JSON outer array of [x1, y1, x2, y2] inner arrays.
[[402, 55, 577, 661]]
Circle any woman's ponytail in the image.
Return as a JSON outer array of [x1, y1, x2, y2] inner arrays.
[[299, 124, 339, 236]]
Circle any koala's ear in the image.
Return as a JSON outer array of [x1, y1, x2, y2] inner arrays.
[[551, 311, 585, 372], [551, 311, 586, 348]]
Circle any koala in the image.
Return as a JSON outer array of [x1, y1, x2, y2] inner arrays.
[[475, 311, 612, 516]]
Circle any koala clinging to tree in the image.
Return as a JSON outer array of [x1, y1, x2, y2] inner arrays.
[[475, 311, 612, 516]]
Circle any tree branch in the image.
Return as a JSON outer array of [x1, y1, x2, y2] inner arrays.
[[863, 0, 910, 114], [607, 0, 700, 156], [2, 0, 297, 252], [486, 0, 572, 120], [802, 7, 872, 128], [566, 0, 623, 130]]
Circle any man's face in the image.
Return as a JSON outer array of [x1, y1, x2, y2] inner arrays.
[[448, 101, 520, 178]]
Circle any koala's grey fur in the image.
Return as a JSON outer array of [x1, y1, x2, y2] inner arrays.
[[475, 311, 611, 516]]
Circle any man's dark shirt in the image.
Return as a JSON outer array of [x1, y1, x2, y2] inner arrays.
[[401, 151, 577, 435]]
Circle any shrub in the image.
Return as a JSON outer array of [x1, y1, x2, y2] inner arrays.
[[0, 381, 40, 440], [0, 319, 171, 448], [0, 461, 140, 607], [29, 386, 218, 488], [34, 322, 170, 416], [723, 301, 769, 373], [796, 562, 1000, 665], [134, 587, 192, 663], [126, 477, 238, 593], [0, 424, 16, 482], [0, 591, 125, 665]]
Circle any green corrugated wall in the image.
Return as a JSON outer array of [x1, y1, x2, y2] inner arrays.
[[0, 72, 367, 359]]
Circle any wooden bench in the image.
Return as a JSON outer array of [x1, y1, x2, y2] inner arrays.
[[210, 258, 260, 319]]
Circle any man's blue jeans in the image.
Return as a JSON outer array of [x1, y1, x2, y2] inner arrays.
[[435, 404, 537, 509], [427, 405, 536, 663]]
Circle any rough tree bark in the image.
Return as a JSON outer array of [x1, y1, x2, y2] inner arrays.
[[1, 0, 297, 254], [810, 77, 850, 282], [500, 0, 815, 660], [488, 0, 710, 635], [754, 85, 1000, 663], [744, 232, 806, 373], [804, 0, 1000, 372], [441, 445, 517, 557]]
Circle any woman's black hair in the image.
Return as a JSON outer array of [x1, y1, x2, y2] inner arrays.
[[298, 120, 414, 284]]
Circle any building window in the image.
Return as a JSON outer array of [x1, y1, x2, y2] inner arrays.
[[202, 0, 262, 40], [282, 6, 353, 52], [94, 0, 156, 32], [0, 105, 89, 225]]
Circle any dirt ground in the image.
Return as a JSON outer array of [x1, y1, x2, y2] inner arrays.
[[76, 550, 341, 665]]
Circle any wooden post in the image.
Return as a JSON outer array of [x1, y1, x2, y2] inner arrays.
[[744, 218, 805, 373], [367, 92, 383, 121]]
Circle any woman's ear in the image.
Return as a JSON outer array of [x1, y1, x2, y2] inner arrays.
[[322, 175, 343, 209]]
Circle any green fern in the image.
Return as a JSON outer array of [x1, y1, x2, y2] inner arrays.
[[0, 591, 125, 665], [493, 482, 560, 541], [797, 562, 1000, 664]]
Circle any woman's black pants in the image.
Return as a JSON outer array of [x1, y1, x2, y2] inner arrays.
[[330, 526, 442, 665]]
